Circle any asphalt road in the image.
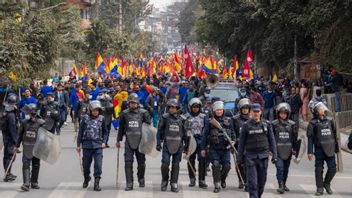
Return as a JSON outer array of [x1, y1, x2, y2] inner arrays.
[[1, 121, 352, 198]]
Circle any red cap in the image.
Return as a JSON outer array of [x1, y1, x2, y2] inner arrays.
[[331, 70, 337, 75]]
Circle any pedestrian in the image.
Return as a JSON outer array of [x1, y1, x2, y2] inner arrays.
[[55, 84, 69, 133], [272, 103, 297, 194], [237, 103, 278, 198], [201, 101, 236, 193], [300, 81, 310, 122], [286, 87, 302, 129], [262, 83, 276, 121], [76, 100, 108, 191], [330, 70, 344, 112], [307, 102, 339, 196], [184, 98, 208, 189], [116, 93, 151, 191], [156, 98, 188, 193]]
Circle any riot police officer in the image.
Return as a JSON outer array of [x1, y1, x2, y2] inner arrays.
[[2, 93, 19, 182], [98, 91, 115, 147], [184, 97, 208, 189], [272, 103, 297, 194], [76, 100, 108, 191], [116, 93, 151, 191], [201, 101, 236, 193], [307, 102, 338, 196], [156, 98, 187, 193], [40, 92, 60, 135], [76, 91, 91, 124], [232, 98, 251, 190], [16, 104, 45, 191], [237, 103, 277, 198]]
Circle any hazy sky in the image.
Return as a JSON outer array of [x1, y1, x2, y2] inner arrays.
[[149, 0, 176, 9]]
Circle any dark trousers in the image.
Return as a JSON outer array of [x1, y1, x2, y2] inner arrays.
[[275, 156, 291, 183], [161, 144, 182, 166], [124, 141, 146, 163], [58, 106, 66, 129], [83, 148, 103, 178], [209, 146, 231, 165], [246, 157, 268, 198], [3, 142, 15, 174]]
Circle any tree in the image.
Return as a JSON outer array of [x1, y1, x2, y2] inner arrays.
[[178, 0, 200, 43]]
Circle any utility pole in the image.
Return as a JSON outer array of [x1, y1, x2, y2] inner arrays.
[[119, 0, 122, 32], [294, 33, 298, 80]]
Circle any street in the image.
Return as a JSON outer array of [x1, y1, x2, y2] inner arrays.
[[1, 121, 352, 198]]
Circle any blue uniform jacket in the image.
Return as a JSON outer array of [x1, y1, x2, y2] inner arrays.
[[77, 115, 108, 149], [237, 119, 277, 162]]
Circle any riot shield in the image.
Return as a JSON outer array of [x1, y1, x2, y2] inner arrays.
[[293, 133, 306, 164], [0, 131, 3, 151], [183, 132, 197, 160], [139, 123, 158, 157], [32, 127, 61, 164]]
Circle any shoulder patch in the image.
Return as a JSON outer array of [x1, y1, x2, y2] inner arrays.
[[271, 119, 279, 125]]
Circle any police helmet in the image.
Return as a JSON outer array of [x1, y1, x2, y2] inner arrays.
[[312, 102, 328, 114], [276, 102, 291, 116], [212, 101, 224, 112], [6, 93, 18, 104], [188, 97, 202, 110], [237, 98, 251, 110], [127, 93, 140, 104], [167, 98, 180, 108], [89, 100, 103, 111]]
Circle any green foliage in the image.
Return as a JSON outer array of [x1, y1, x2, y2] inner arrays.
[[178, 0, 199, 43], [194, 0, 352, 73]]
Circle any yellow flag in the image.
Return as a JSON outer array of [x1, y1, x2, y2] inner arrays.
[[272, 72, 278, 82], [8, 72, 17, 81]]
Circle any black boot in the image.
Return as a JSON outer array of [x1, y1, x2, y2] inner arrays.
[[212, 163, 221, 193], [284, 182, 290, 192], [83, 176, 91, 188], [31, 164, 40, 189], [236, 163, 246, 189], [125, 162, 134, 191], [324, 168, 336, 195], [170, 164, 179, 193], [315, 167, 324, 196], [21, 168, 30, 192], [277, 181, 285, 194], [198, 159, 208, 189], [220, 164, 231, 189], [189, 178, 196, 187], [137, 163, 146, 188], [161, 163, 169, 191], [94, 177, 101, 191], [188, 159, 196, 187]]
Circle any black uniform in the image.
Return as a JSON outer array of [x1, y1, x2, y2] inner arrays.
[[272, 119, 297, 192], [157, 113, 187, 192], [202, 115, 236, 192], [117, 108, 151, 190], [237, 117, 277, 198], [76, 99, 90, 123], [40, 101, 60, 134], [16, 118, 45, 191], [232, 113, 249, 189], [2, 104, 19, 182], [307, 116, 338, 195]]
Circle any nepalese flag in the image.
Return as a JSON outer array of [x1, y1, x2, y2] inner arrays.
[[95, 53, 106, 75]]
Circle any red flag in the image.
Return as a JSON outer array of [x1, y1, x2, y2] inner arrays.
[[183, 45, 194, 78], [242, 49, 253, 79]]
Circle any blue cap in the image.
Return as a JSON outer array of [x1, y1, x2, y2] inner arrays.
[[252, 103, 261, 111]]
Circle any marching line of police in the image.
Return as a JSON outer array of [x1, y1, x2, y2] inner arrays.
[[1, 91, 339, 197]]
